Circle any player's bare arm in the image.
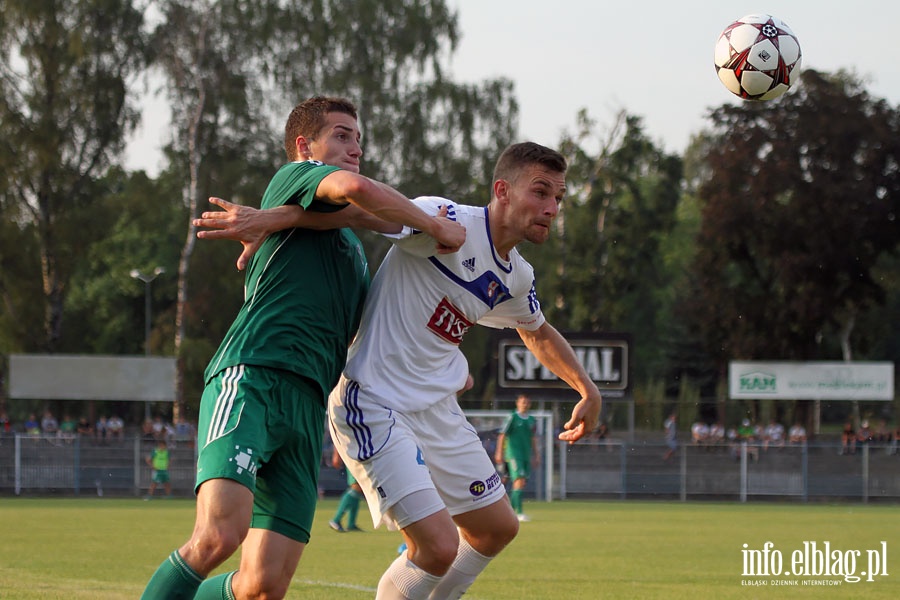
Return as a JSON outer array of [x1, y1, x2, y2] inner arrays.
[[516, 322, 602, 443], [195, 195, 459, 270], [194, 197, 402, 270], [315, 170, 465, 252]]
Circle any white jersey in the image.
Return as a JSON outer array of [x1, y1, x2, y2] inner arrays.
[[342, 196, 545, 412]]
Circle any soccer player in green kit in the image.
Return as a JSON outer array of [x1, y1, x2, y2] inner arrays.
[[494, 394, 540, 522], [140, 97, 465, 600]]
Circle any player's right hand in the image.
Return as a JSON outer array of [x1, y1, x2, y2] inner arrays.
[[193, 197, 266, 270]]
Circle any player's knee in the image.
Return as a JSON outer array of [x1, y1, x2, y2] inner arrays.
[[413, 530, 460, 575], [484, 511, 520, 553], [233, 572, 290, 600], [188, 526, 245, 570]]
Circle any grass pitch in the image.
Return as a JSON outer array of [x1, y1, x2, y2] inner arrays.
[[0, 497, 897, 599]]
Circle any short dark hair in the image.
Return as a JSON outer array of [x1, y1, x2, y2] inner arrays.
[[492, 142, 567, 186], [283, 96, 358, 161]]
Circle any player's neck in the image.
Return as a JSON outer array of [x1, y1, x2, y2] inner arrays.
[[486, 203, 517, 260]]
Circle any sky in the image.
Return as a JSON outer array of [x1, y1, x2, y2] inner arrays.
[[125, 0, 900, 175]]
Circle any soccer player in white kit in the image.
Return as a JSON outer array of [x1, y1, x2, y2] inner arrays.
[[195, 142, 602, 600]]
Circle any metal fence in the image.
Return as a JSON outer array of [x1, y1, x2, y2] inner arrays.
[[0, 434, 198, 496], [557, 440, 900, 502], [3, 433, 898, 503], [0, 433, 351, 497]]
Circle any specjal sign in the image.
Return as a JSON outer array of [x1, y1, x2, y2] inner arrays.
[[497, 333, 631, 398]]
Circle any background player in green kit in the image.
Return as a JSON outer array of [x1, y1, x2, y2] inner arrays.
[[329, 446, 366, 532], [140, 97, 465, 600], [494, 394, 540, 522], [145, 439, 172, 499]]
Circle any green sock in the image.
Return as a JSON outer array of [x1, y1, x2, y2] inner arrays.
[[510, 489, 523, 514], [141, 550, 204, 600], [347, 490, 361, 528], [333, 488, 354, 522], [195, 571, 236, 600]]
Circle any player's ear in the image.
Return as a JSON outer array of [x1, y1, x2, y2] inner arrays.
[[493, 179, 510, 205], [295, 135, 312, 160]]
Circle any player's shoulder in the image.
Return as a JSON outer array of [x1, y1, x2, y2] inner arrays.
[[273, 160, 340, 180], [410, 196, 482, 221]]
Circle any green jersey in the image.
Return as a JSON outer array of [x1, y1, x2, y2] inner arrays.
[[204, 160, 370, 400], [151, 447, 169, 471], [501, 411, 537, 460]]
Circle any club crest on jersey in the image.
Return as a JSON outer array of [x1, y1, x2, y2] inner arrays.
[[486, 280, 508, 304], [427, 297, 474, 345]]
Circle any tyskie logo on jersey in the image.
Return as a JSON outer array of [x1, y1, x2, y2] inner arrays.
[[427, 297, 474, 345]]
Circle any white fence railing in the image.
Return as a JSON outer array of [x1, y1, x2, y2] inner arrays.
[[557, 440, 900, 502]]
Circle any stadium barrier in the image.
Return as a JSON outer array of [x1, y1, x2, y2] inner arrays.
[[557, 440, 900, 502], [1, 433, 898, 502]]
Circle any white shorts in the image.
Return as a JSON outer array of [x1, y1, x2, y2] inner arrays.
[[328, 375, 505, 529]]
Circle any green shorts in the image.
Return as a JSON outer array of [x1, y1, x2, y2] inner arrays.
[[197, 364, 325, 543], [506, 456, 531, 481], [152, 469, 170, 484]]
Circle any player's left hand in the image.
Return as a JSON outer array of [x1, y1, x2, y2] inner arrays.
[[193, 197, 267, 270], [429, 205, 465, 254], [433, 205, 465, 255], [558, 394, 601, 444]]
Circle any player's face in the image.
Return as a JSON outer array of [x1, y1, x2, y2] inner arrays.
[[507, 164, 565, 245], [307, 112, 363, 173]]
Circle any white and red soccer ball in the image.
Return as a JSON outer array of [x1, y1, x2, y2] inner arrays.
[[714, 14, 802, 101]]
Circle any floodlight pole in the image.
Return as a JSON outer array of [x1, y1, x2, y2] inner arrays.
[[130, 267, 165, 420]]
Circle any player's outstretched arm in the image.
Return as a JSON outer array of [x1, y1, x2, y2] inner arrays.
[[194, 197, 403, 270], [516, 322, 602, 443], [316, 170, 465, 253]]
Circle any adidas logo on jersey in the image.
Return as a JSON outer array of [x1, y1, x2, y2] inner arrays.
[[462, 257, 476, 272]]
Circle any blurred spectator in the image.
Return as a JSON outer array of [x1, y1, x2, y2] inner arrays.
[[151, 416, 166, 440], [737, 418, 759, 461], [737, 418, 755, 440], [59, 414, 77, 443], [856, 420, 873, 447], [174, 417, 196, 447], [890, 424, 900, 456], [41, 409, 59, 436], [873, 419, 891, 444], [788, 422, 807, 445], [840, 420, 856, 455], [709, 422, 726, 448], [95, 416, 108, 444], [763, 419, 785, 450], [663, 412, 678, 461], [76, 416, 93, 437], [141, 419, 156, 444], [0, 410, 11, 434], [107, 415, 125, 442], [24, 413, 41, 436], [691, 421, 710, 447]]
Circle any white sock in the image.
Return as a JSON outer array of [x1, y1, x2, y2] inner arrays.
[[427, 536, 493, 600], [376, 554, 443, 600]]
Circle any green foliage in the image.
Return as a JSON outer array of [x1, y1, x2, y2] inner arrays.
[[0, 0, 150, 350], [685, 70, 900, 366], [529, 110, 684, 383], [64, 169, 185, 355]]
